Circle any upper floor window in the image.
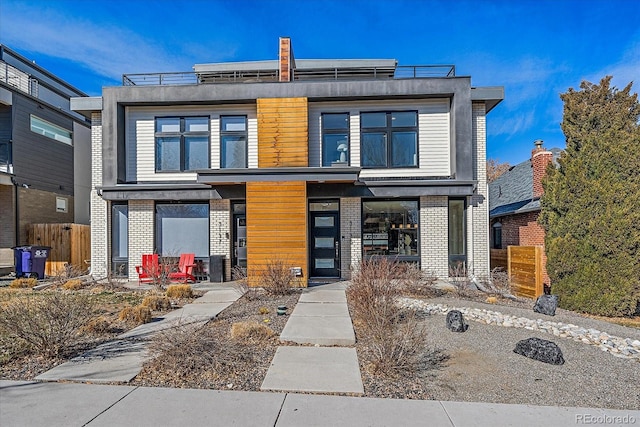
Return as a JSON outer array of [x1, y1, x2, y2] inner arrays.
[[30, 115, 72, 145], [220, 116, 247, 168], [360, 111, 418, 168], [155, 117, 209, 172], [322, 113, 349, 166]]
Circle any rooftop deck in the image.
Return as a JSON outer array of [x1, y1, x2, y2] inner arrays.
[[122, 64, 456, 86]]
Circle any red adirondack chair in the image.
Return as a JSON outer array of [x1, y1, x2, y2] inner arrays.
[[135, 254, 159, 285], [169, 253, 197, 283]]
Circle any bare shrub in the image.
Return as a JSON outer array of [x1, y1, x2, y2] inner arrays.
[[9, 278, 38, 288], [147, 323, 254, 380], [231, 266, 259, 300], [489, 267, 511, 294], [141, 294, 172, 311], [401, 264, 441, 296], [165, 284, 193, 299], [80, 316, 112, 335], [51, 263, 88, 287], [259, 258, 295, 296], [448, 262, 472, 296], [118, 305, 152, 325], [103, 263, 128, 290], [362, 312, 448, 376], [0, 292, 92, 357], [62, 279, 84, 290], [230, 321, 275, 342], [348, 258, 443, 377]]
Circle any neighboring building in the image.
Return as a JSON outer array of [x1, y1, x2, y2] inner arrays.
[[72, 37, 503, 285], [488, 140, 561, 285], [0, 45, 91, 266]]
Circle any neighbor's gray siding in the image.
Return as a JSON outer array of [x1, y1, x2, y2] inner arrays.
[[11, 93, 74, 195]]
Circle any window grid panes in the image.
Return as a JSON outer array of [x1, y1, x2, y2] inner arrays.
[[321, 113, 349, 166], [361, 111, 418, 168], [155, 116, 210, 172], [449, 198, 466, 268], [221, 116, 247, 168], [30, 115, 72, 145], [362, 200, 419, 258], [156, 203, 209, 257], [111, 203, 128, 277]]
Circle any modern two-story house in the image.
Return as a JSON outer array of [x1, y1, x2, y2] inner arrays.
[[0, 45, 91, 273], [72, 38, 503, 286]]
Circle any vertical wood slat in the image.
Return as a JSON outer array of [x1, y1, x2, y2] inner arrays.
[[246, 181, 307, 287], [27, 223, 90, 277], [507, 245, 543, 299], [257, 97, 308, 168]]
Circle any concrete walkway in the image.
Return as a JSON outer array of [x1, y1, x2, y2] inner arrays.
[[2, 380, 637, 427], [35, 286, 242, 383], [262, 281, 364, 394]]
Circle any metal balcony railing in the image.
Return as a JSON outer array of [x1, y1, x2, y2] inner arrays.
[[122, 65, 456, 86]]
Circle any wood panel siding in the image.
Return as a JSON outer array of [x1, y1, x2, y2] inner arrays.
[[246, 181, 307, 287], [490, 248, 508, 271], [28, 223, 90, 276], [507, 245, 543, 299], [308, 99, 449, 175], [257, 98, 308, 168]]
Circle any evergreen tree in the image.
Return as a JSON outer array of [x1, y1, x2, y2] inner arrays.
[[539, 76, 640, 316]]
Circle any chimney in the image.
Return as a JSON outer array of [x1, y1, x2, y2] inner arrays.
[[278, 37, 294, 82], [531, 139, 553, 199]]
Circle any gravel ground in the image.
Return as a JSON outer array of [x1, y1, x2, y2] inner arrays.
[[356, 294, 639, 410]]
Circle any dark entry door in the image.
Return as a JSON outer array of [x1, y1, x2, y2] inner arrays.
[[310, 212, 340, 277]]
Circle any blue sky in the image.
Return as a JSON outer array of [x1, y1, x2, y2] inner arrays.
[[1, 0, 638, 164]]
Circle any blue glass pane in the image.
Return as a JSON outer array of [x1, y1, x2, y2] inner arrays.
[[185, 117, 209, 132], [156, 118, 180, 133], [392, 132, 417, 167], [185, 136, 209, 170], [361, 133, 386, 167], [391, 111, 417, 127], [322, 113, 349, 130], [221, 116, 246, 132], [156, 137, 180, 171], [221, 136, 247, 168], [322, 133, 348, 166], [361, 112, 387, 128]]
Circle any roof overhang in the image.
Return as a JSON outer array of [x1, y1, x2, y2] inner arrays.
[[98, 183, 220, 201], [471, 86, 504, 113], [361, 179, 477, 197], [197, 167, 361, 184]]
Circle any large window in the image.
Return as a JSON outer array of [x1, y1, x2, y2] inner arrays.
[[155, 117, 210, 171], [362, 200, 419, 258], [360, 111, 418, 168], [30, 115, 72, 145], [220, 116, 247, 168], [111, 203, 128, 276], [156, 203, 209, 257], [322, 113, 349, 166], [449, 198, 466, 268]]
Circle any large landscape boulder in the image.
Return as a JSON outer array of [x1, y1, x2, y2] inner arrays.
[[446, 310, 468, 332], [514, 337, 565, 365], [533, 294, 559, 316]]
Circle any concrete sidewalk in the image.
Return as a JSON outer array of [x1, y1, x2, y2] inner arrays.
[[35, 286, 242, 383], [262, 282, 364, 394], [2, 380, 637, 427]]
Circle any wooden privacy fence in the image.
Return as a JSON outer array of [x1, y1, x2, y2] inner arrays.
[[490, 249, 508, 271], [508, 245, 543, 299], [28, 223, 90, 277]]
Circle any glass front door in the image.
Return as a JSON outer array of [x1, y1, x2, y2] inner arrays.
[[310, 209, 340, 277]]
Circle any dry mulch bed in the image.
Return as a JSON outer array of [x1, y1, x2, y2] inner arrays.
[[131, 290, 300, 391]]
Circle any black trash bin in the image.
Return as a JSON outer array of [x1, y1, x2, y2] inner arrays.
[[209, 255, 224, 283], [13, 246, 51, 279]]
